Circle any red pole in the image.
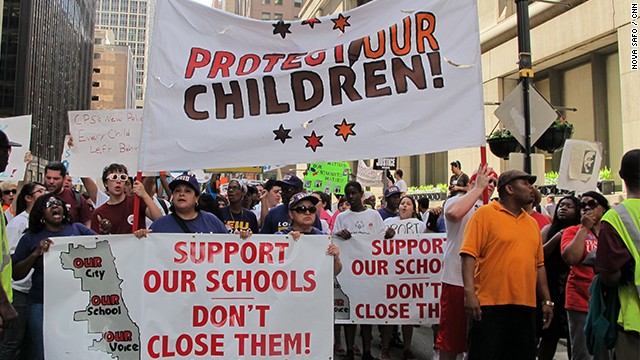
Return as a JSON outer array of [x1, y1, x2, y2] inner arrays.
[[480, 146, 489, 204], [132, 171, 143, 232]]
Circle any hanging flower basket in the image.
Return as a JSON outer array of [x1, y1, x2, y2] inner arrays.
[[534, 120, 574, 152], [487, 129, 522, 160]]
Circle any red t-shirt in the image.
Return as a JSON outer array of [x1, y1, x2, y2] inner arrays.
[[530, 211, 551, 229], [91, 195, 147, 234], [561, 225, 598, 312], [59, 188, 92, 224]]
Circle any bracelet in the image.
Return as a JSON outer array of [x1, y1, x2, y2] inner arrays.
[[541, 300, 554, 307]]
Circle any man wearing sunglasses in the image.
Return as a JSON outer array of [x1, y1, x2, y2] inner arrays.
[[90, 164, 162, 234], [43, 162, 92, 227], [0, 130, 20, 334], [596, 149, 640, 360], [461, 169, 553, 360]]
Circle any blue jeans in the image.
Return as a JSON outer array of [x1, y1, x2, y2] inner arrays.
[[0, 290, 30, 360], [27, 303, 43, 360]]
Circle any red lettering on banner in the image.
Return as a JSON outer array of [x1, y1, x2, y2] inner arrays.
[[235, 332, 311, 356], [386, 282, 431, 299], [281, 53, 306, 70], [73, 257, 102, 268], [173, 241, 290, 265], [394, 258, 442, 275], [236, 54, 261, 76], [352, 259, 388, 275], [262, 54, 286, 72], [371, 238, 445, 255], [355, 303, 410, 319], [143, 270, 196, 293], [205, 269, 316, 292], [147, 334, 224, 358], [208, 51, 236, 78], [192, 304, 270, 328], [185, 47, 211, 79]]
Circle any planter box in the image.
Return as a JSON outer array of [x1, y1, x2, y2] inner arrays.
[[487, 137, 522, 160], [597, 180, 615, 195], [534, 126, 572, 153]]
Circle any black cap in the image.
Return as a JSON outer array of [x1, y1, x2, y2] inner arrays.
[[0, 130, 21, 148]]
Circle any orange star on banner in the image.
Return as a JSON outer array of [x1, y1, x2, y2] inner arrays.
[[304, 131, 324, 152], [331, 14, 351, 33], [334, 119, 356, 142]]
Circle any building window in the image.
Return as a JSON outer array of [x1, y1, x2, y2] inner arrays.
[[274, 13, 283, 20], [498, 0, 516, 20], [94, 38, 102, 45], [93, 68, 101, 74], [91, 95, 99, 101], [261, 12, 270, 20], [274, 0, 282, 5], [92, 82, 100, 87], [294, 0, 302, 7], [93, 53, 101, 59], [262, 0, 270, 4]]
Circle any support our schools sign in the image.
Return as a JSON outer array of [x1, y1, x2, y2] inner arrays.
[[139, 0, 485, 171]]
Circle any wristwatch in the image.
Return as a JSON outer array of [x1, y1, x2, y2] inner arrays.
[[541, 300, 555, 307]]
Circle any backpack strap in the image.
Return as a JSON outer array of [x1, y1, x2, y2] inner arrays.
[[171, 212, 192, 233]]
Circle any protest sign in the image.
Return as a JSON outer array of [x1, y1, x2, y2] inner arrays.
[[335, 234, 445, 325], [304, 162, 350, 194], [139, 0, 485, 171], [0, 115, 32, 181], [357, 160, 382, 187], [44, 234, 333, 359], [67, 109, 143, 177], [557, 139, 603, 193]]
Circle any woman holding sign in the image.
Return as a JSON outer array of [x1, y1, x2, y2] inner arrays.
[[380, 195, 425, 360], [333, 181, 394, 360], [12, 195, 96, 359]]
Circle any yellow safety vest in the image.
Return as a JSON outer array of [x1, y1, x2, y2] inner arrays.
[[601, 199, 640, 332], [1, 213, 13, 303]]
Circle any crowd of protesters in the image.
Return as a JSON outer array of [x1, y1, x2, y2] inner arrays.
[[0, 127, 637, 360]]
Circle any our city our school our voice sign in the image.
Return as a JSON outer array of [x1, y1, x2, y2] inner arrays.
[[139, 0, 485, 171], [44, 234, 333, 359], [335, 234, 446, 325]]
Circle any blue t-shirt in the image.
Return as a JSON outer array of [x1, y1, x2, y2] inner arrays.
[[260, 204, 323, 234], [378, 207, 398, 220], [150, 211, 227, 234], [219, 207, 259, 233], [276, 227, 325, 235], [13, 223, 96, 304]]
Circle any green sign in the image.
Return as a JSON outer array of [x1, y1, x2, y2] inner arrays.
[[304, 162, 351, 194]]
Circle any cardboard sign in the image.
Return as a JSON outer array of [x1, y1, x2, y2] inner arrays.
[[0, 115, 32, 181], [304, 162, 350, 194]]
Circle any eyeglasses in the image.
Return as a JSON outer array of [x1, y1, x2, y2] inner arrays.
[[2, 189, 17, 195], [580, 199, 599, 210], [30, 188, 46, 196], [107, 173, 129, 182], [227, 185, 242, 192], [488, 179, 497, 185], [290, 206, 317, 214], [45, 198, 64, 209]]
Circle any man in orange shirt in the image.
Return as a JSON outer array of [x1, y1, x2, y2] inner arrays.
[[460, 170, 553, 360]]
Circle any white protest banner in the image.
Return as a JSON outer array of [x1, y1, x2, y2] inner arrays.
[[335, 234, 445, 325], [357, 160, 382, 187], [0, 115, 32, 181], [67, 109, 143, 177], [44, 234, 333, 359], [139, 0, 485, 171]]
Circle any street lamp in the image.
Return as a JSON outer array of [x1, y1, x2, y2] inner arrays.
[[515, 0, 533, 173]]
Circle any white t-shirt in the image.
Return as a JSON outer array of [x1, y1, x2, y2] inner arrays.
[[6, 211, 33, 293], [333, 209, 385, 236], [384, 216, 426, 234], [440, 195, 482, 287], [395, 179, 408, 193]]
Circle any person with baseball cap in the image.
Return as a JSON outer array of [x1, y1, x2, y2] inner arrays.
[[0, 130, 19, 334], [460, 169, 553, 359], [435, 164, 497, 360], [378, 185, 402, 220], [144, 172, 226, 234], [260, 174, 322, 234]]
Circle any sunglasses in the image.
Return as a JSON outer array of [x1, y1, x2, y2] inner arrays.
[[290, 206, 317, 214], [30, 188, 47, 196], [580, 199, 599, 210], [2, 189, 17, 195], [45, 198, 64, 209], [107, 173, 129, 182]]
